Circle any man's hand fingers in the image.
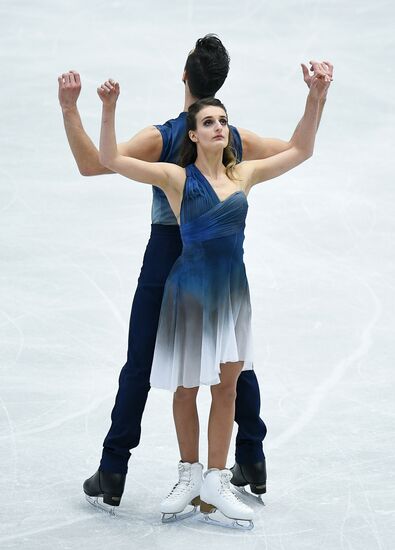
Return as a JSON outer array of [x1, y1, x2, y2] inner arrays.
[[69, 72, 77, 86], [61, 72, 81, 87], [70, 70, 81, 86], [62, 73, 71, 86]]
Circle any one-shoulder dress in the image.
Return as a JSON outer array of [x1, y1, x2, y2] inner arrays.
[[150, 164, 254, 391]]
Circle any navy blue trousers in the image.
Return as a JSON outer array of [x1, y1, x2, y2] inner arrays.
[[100, 224, 267, 474]]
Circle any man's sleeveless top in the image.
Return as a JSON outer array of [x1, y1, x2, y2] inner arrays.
[[153, 112, 243, 225]]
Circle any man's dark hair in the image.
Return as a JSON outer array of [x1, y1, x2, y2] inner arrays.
[[184, 34, 230, 99]]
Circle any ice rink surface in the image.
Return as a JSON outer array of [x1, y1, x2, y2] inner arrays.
[[1, 0, 394, 548]]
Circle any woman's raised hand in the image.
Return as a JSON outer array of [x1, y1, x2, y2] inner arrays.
[[97, 79, 120, 106]]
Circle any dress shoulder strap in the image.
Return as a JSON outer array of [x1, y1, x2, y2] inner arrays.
[[185, 164, 194, 178]]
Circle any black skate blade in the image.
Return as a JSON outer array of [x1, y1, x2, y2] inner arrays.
[[85, 495, 117, 516], [197, 509, 254, 531], [232, 486, 265, 506], [161, 503, 199, 524]]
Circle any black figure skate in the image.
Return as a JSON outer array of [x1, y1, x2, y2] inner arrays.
[[83, 469, 126, 515], [230, 460, 266, 505]]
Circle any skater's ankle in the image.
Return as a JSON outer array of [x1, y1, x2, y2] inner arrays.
[[180, 458, 199, 464], [207, 462, 226, 470]]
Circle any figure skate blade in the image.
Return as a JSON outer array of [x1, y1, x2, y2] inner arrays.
[[198, 508, 254, 530], [85, 495, 116, 516]]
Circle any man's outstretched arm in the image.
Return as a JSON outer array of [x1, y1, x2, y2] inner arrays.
[[239, 61, 333, 161], [58, 71, 163, 176]]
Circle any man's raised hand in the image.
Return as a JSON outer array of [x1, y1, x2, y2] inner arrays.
[[301, 60, 334, 90], [97, 79, 120, 106], [58, 70, 81, 110]]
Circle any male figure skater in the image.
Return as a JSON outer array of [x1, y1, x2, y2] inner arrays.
[[58, 34, 331, 509]]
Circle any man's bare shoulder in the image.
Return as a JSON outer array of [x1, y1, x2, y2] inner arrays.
[[238, 127, 291, 160], [118, 126, 163, 162]]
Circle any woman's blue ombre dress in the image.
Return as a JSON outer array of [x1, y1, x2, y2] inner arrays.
[[150, 164, 254, 391]]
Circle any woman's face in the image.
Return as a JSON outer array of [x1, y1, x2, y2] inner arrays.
[[189, 106, 229, 151]]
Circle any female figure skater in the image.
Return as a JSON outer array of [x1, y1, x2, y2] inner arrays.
[[97, 71, 331, 528]]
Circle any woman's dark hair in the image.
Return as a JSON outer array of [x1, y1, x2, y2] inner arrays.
[[180, 97, 238, 180], [184, 34, 230, 99]]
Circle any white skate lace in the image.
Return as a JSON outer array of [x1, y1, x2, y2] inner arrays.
[[219, 471, 246, 505], [166, 464, 192, 500]]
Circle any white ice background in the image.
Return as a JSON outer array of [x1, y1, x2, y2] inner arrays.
[[0, 0, 394, 549]]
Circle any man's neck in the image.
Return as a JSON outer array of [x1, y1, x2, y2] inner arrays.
[[183, 89, 200, 111]]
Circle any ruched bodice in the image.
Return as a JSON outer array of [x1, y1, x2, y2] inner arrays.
[[149, 164, 254, 392], [181, 164, 247, 223]]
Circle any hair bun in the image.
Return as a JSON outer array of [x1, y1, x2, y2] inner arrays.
[[195, 34, 222, 52]]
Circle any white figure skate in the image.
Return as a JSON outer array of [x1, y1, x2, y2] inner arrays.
[[160, 462, 203, 523], [199, 469, 254, 530]]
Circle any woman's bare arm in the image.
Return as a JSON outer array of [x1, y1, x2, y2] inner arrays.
[[237, 61, 333, 161], [97, 80, 185, 195], [59, 71, 165, 176], [238, 74, 331, 190]]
